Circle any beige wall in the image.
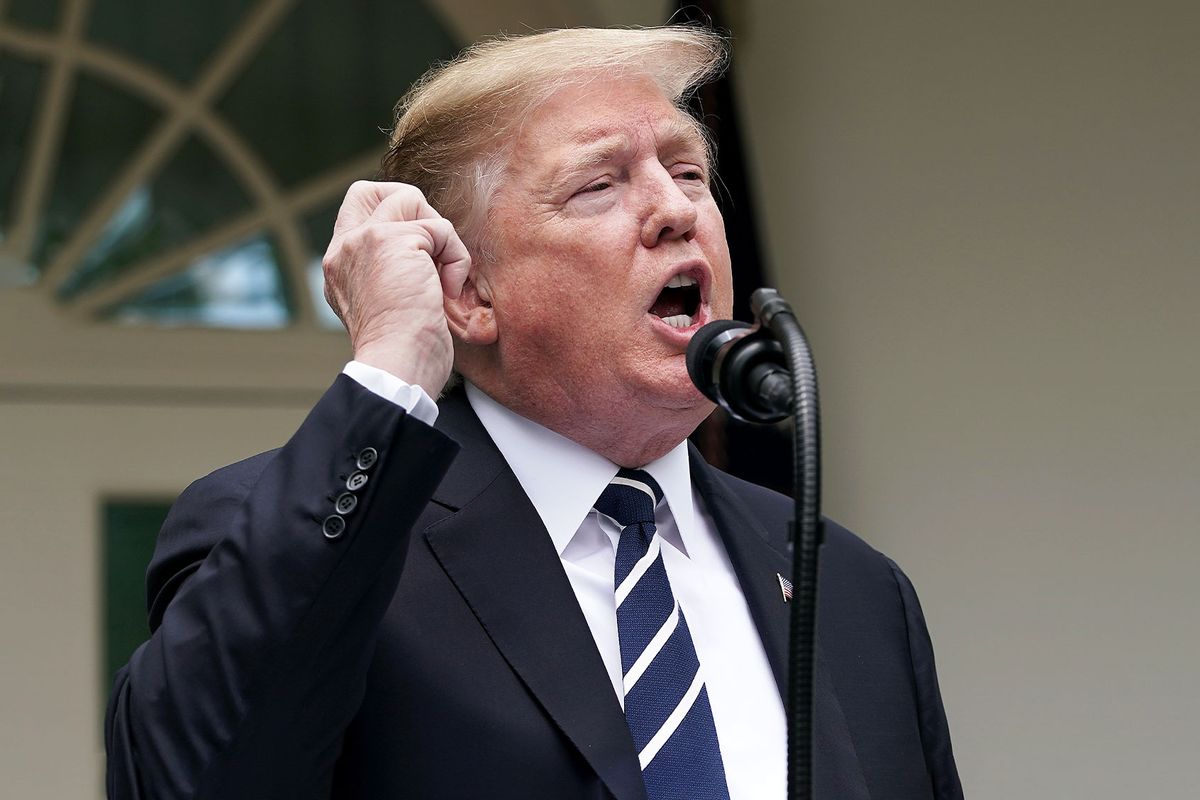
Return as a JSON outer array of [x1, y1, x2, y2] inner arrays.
[[0, 294, 342, 799], [2, 1, 1197, 797], [735, 1, 1200, 797], [0, 404, 307, 797]]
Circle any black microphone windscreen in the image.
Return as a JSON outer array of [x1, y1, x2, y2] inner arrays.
[[686, 319, 751, 393]]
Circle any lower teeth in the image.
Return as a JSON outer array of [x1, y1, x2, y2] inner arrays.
[[660, 314, 692, 329]]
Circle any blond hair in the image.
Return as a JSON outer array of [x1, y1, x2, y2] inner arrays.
[[379, 26, 727, 260]]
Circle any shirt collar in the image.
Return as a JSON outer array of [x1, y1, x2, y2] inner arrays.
[[465, 382, 695, 558]]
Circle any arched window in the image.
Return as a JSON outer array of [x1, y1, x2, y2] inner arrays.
[[0, 0, 458, 329]]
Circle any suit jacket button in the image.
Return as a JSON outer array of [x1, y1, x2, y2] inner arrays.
[[346, 471, 368, 491], [322, 514, 347, 539], [335, 492, 358, 515], [356, 447, 379, 470]]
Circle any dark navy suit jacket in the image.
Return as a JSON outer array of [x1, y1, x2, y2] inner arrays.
[[106, 375, 963, 799]]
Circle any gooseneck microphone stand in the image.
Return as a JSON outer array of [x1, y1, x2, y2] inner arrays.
[[686, 288, 822, 800], [756, 290, 823, 800]]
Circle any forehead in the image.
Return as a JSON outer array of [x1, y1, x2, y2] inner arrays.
[[508, 76, 707, 176]]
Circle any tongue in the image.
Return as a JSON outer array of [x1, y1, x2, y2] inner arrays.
[[650, 288, 686, 318]]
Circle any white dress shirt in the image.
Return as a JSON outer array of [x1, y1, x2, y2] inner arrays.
[[343, 362, 786, 799]]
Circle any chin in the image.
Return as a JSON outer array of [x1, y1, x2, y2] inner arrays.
[[638, 364, 710, 414]]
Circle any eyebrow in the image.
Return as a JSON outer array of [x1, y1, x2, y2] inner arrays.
[[548, 133, 634, 191], [548, 116, 708, 191], [656, 115, 709, 159]]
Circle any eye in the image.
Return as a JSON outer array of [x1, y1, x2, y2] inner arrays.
[[674, 167, 705, 183], [578, 180, 612, 194]]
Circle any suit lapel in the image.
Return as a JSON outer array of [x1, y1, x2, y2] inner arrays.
[[689, 449, 871, 800], [424, 393, 646, 800], [424, 395, 868, 799]]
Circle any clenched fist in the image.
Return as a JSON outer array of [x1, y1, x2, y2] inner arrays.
[[322, 181, 471, 396]]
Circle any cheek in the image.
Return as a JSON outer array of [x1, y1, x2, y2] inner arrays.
[[494, 275, 586, 349], [501, 246, 629, 323], [706, 250, 735, 317], [715, 272, 735, 317]]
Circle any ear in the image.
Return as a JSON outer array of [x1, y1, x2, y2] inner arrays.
[[445, 270, 498, 346]]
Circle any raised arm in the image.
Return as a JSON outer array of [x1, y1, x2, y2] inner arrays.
[[105, 182, 471, 799]]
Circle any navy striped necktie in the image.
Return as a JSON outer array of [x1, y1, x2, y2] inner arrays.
[[594, 468, 731, 800]]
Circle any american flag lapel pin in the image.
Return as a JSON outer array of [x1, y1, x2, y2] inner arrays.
[[777, 573, 794, 603]]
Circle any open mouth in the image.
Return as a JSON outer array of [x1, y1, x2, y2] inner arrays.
[[649, 273, 702, 329]]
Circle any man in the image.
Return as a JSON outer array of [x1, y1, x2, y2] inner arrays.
[[106, 27, 962, 800]]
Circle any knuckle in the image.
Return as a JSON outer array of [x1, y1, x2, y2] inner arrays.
[[412, 218, 437, 237], [321, 250, 339, 277], [399, 183, 427, 203], [354, 223, 383, 249]]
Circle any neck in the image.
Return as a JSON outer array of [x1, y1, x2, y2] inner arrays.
[[462, 372, 710, 469]]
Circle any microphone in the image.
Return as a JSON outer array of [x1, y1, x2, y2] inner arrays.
[[690, 289, 825, 800], [686, 319, 791, 423]]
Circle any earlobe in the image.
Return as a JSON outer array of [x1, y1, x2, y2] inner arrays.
[[445, 275, 498, 345]]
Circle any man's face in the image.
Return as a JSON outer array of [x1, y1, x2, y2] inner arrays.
[[479, 76, 734, 426]]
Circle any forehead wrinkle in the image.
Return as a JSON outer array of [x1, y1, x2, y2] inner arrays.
[[551, 112, 706, 183], [554, 131, 634, 179], [510, 80, 711, 198]]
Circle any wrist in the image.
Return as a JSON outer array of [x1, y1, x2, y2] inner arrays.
[[353, 345, 450, 399]]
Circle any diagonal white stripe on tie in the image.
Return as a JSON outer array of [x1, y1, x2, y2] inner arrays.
[[637, 670, 705, 769], [615, 535, 661, 607], [623, 597, 679, 692], [599, 469, 730, 798], [610, 475, 658, 502]]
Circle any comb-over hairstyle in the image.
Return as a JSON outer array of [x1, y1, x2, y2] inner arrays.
[[379, 26, 728, 259]]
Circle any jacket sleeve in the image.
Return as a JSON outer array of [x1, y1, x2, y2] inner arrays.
[[887, 558, 965, 800], [105, 375, 460, 799]]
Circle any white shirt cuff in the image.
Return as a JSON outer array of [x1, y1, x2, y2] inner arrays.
[[341, 361, 440, 426]]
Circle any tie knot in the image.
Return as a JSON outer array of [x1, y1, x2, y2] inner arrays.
[[595, 468, 663, 528]]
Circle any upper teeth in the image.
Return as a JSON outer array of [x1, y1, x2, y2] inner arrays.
[[666, 274, 698, 289]]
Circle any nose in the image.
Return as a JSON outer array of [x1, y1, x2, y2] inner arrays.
[[640, 169, 699, 248]]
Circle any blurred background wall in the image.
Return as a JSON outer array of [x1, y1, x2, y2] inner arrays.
[[735, 3, 1200, 796], [1, 1, 1196, 797]]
